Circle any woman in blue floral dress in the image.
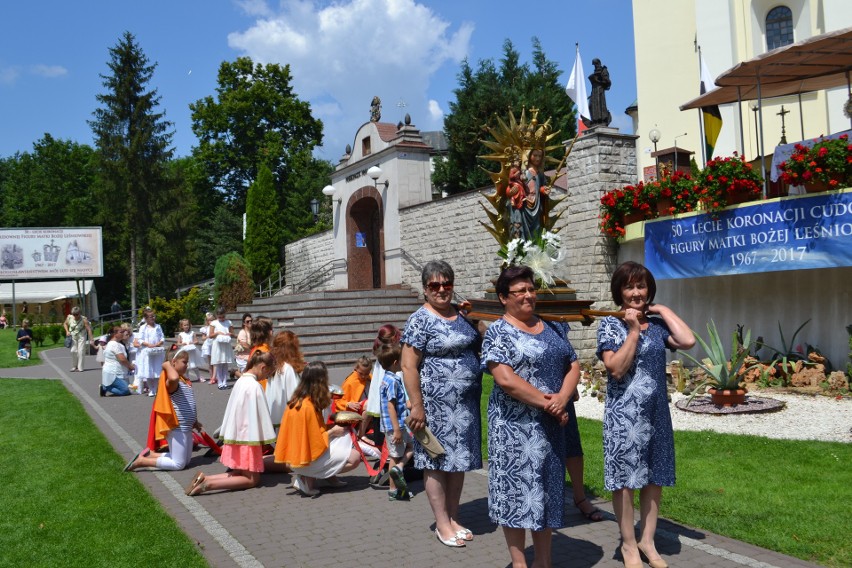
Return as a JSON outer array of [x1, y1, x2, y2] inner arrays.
[[402, 260, 482, 549], [597, 261, 694, 568], [482, 265, 580, 568]]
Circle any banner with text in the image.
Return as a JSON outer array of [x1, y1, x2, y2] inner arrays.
[[0, 227, 103, 280], [644, 190, 852, 279]]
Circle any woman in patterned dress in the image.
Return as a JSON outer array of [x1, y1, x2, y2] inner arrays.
[[482, 265, 580, 568], [597, 261, 694, 568], [402, 260, 482, 548]]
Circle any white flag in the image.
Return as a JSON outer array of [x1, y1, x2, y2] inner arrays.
[[565, 45, 590, 121]]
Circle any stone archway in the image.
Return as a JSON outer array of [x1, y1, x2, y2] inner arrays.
[[345, 187, 384, 289]]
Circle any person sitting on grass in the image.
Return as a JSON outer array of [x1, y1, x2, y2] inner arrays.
[[16, 319, 32, 360], [125, 348, 201, 472], [378, 342, 414, 501]]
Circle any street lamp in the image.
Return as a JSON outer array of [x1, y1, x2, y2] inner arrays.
[[367, 166, 389, 190], [310, 198, 319, 222], [649, 128, 661, 179], [673, 132, 688, 149], [750, 102, 760, 158]]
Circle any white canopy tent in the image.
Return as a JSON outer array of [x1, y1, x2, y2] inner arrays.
[[0, 279, 98, 324]]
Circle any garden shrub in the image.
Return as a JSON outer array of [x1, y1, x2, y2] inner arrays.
[[213, 252, 254, 312], [48, 324, 63, 345]]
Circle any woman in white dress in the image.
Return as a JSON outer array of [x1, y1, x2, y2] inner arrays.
[[136, 307, 165, 397], [209, 307, 234, 390]]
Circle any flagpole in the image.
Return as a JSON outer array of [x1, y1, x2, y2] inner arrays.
[[697, 46, 707, 167]]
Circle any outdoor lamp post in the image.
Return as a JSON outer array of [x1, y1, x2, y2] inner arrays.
[[367, 166, 390, 190], [750, 102, 760, 158], [310, 198, 319, 222], [649, 128, 661, 179]]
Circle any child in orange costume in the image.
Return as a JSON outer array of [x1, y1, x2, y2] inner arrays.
[[185, 351, 277, 496], [335, 355, 371, 412], [274, 361, 362, 496]]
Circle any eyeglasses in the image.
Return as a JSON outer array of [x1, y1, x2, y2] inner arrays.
[[425, 281, 454, 292], [506, 287, 537, 297]]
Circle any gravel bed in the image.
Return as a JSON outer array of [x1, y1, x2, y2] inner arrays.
[[574, 390, 852, 443]]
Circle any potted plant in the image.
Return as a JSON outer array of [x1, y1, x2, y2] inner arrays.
[[658, 170, 699, 216], [599, 181, 655, 238], [696, 154, 763, 211], [778, 134, 852, 192], [680, 320, 752, 406]]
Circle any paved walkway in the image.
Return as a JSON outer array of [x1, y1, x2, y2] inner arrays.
[[3, 350, 824, 568]]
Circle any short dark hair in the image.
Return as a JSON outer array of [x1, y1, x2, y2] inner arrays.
[[375, 342, 402, 371], [610, 261, 656, 306], [421, 260, 454, 287], [495, 265, 535, 301]]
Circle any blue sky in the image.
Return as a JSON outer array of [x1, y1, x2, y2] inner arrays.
[[1, 0, 636, 162]]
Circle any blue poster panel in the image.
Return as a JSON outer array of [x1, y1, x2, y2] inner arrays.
[[355, 232, 367, 248], [644, 190, 852, 280]]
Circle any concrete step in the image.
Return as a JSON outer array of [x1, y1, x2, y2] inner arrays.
[[235, 286, 419, 374]]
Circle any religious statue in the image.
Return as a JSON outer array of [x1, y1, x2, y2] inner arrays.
[[370, 96, 382, 122], [586, 58, 612, 127], [477, 108, 578, 247]]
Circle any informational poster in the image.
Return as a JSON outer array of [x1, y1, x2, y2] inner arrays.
[[355, 232, 367, 248], [0, 227, 103, 279], [644, 190, 852, 279]]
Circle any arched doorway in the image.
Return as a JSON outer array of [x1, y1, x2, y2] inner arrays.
[[346, 187, 384, 289]]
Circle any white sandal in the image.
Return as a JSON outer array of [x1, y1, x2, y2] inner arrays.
[[435, 528, 465, 548]]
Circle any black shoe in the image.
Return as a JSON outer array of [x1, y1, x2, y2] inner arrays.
[[99, 385, 106, 397]]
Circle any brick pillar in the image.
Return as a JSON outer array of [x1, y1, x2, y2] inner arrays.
[[559, 127, 638, 360]]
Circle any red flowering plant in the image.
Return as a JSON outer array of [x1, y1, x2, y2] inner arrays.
[[779, 134, 852, 189], [599, 181, 655, 238], [696, 153, 763, 211], [657, 170, 699, 215]]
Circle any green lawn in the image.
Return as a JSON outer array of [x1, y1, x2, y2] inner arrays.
[[0, 379, 209, 568], [0, 326, 62, 368], [481, 374, 851, 567]]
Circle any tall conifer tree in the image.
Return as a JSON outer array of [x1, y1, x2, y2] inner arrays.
[[90, 31, 174, 314]]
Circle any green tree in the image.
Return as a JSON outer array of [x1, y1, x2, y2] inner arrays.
[[0, 135, 97, 228], [89, 31, 174, 315], [190, 57, 324, 212], [244, 163, 281, 282], [213, 252, 253, 311], [193, 204, 244, 280], [433, 38, 576, 194]]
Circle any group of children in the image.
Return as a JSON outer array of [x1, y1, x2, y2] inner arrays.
[[125, 316, 416, 503]]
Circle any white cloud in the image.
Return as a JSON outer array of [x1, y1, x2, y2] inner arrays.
[[235, 0, 275, 18], [227, 0, 472, 157], [428, 99, 443, 122], [30, 64, 68, 78], [0, 66, 20, 85]]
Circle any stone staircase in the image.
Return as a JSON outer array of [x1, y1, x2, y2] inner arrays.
[[232, 288, 423, 383]]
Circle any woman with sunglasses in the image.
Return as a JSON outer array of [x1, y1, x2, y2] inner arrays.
[[402, 260, 482, 548], [482, 264, 580, 568]]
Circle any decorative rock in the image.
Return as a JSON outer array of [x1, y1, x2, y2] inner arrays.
[[827, 371, 849, 391], [791, 364, 825, 387]]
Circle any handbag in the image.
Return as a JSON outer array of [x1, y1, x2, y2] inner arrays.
[[406, 418, 445, 459], [64, 336, 73, 348]]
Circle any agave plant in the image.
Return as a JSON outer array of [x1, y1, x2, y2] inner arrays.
[[680, 320, 752, 403]]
